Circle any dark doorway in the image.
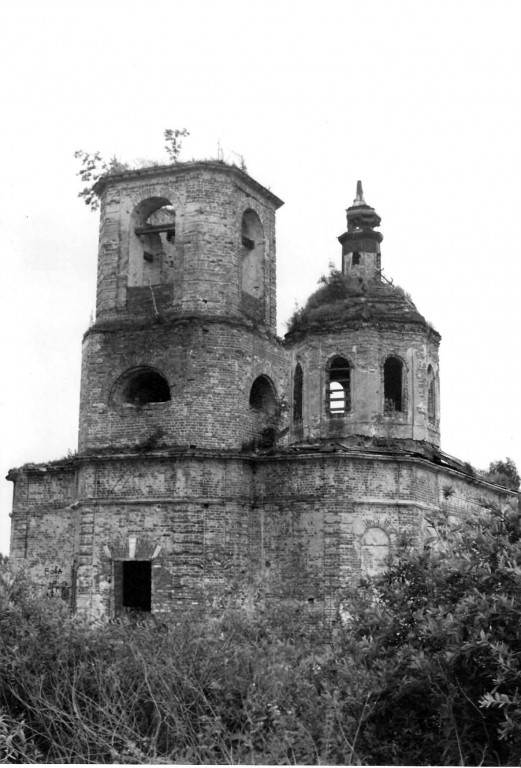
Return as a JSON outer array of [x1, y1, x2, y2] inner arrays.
[[122, 561, 152, 612]]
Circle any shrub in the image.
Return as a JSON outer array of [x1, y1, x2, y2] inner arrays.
[[0, 565, 367, 763], [2, 502, 521, 765], [483, 457, 521, 491]]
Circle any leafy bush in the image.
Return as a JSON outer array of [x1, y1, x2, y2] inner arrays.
[[287, 269, 365, 332], [337, 502, 521, 765], [73, 151, 131, 210], [74, 128, 191, 211], [1, 501, 521, 764], [0, 566, 361, 763], [483, 457, 521, 491]]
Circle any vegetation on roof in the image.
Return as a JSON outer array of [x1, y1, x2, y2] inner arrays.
[[286, 268, 425, 335], [74, 128, 191, 210]]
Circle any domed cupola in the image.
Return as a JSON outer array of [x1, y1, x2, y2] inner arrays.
[[285, 183, 441, 452]]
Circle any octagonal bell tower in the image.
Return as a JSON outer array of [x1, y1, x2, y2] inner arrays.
[[286, 182, 441, 451], [78, 161, 285, 455]]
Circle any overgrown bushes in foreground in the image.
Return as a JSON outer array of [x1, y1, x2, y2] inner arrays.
[[2, 501, 521, 764]]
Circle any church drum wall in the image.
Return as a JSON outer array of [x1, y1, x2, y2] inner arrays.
[[287, 321, 440, 445], [79, 320, 286, 453]]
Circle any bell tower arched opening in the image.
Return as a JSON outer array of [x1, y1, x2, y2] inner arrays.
[[241, 209, 264, 299], [129, 197, 176, 287], [240, 209, 266, 322]]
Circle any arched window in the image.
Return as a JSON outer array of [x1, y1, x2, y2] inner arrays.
[[362, 527, 390, 575], [249, 375, 277, 415], [241, 210, 264, 299], [129, 198, 176, 287], [427, 365, 436, 424], [249, 375, 277, 448], [293, 364, 303, 422], [112, 367, 171, 406], [384, 356, 404, 414], [327, 357, 351, 416]]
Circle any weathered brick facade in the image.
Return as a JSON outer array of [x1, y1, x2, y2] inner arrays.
[[8, 164, 516, 619]]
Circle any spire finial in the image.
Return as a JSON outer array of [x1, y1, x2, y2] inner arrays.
[[355, 180, 365, 203]]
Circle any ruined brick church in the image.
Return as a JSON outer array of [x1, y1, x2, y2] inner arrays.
[[8, 161, 513, 618]]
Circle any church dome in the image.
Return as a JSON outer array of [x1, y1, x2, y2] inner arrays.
[[285, 269, 435, 339], [285, 183, 441, 450], [286, 181, 439, 341]]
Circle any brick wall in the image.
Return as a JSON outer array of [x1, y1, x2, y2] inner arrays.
[[9, 450, 515, 620], [9, 464, 76, 603], [286, 321, 440, 446], [79, 319, 287, 453], [94, 163, 281, 333], [8, 161, 516, 621]]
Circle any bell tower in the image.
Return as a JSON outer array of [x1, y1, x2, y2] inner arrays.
[[78, 161, 285, 455], [92, 161, 282, 328]]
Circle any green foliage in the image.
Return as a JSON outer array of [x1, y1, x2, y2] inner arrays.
[[164, 127, 190, 163], [2, 504, 521, 764], [338, 502, 521, 765], [484, 457, 521, 491], [286, 267, 416, 334], [74, 127, 190, 211], [0, 565, 352, 764], [74, 150, 130, 210], [287, 268, 365, 332]]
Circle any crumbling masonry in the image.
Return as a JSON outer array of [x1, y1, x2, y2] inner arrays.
[[8, 163, 515, 618]]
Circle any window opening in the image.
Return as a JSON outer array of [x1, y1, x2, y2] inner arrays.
[[135, 204, 176, 244], [427, 366, 436, 424], [121, 561, 151, 612], [241, 210, 264, 299], [293, 364, 303, 422], [115, 368, 171, 406], [249, 375, 277, 414], [327, 357, 351, 415], [384, 356, 403, 413], [362, 528, 390, 576], [130, 198, 176, 287], [352, 252, 361, 266]]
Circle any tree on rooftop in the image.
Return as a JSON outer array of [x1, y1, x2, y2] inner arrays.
[[74, 128, 191, 210], [164, 127, 190, 163]]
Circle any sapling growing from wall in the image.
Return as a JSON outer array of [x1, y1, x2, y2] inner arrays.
[[164, 127, 190, 162], [74, 128, 191, 210], [73, 151, 130, 210]]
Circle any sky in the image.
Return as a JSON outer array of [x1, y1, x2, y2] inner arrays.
[[1, 0, 520, 554]]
